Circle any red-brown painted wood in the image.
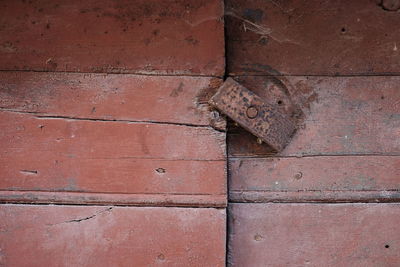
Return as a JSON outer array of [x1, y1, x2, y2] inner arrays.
[[228, 76, 400, 157], [0, 191, 227, 208], [229, 156, 400, 202], [230, 190, 400, 204], [226, 0, 400, 75], [0, 0, 224, 76], [0, 204, 226, 266], [0, 111, 226, 207], [229, 203, 400, 266], [225, 2, 400, 265], [0, 72, 223, 126], [0, 1, 228, 265]]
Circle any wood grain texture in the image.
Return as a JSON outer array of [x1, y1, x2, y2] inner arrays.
[[0, 0, 224, 76], [228, 76, 400, 157], [230, 156, 400, 192], [229, 156, 400, 203], [228, 203, 400, 266], [226, 0, 400, 75], [0, 204, 226, 266], [0, 111, 226, 206], [0, 72, 224, 127]]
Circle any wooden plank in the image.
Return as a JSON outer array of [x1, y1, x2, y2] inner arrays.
[[229, 156, 400, 203], [0, 0, 224, 76], [0, 72, 224, 127], [0, 204, 226, 266], [0, 111, 226, 206], [226, 0, 400, 75], [229, 203, 400, 266], [228, 76, 400, 157]]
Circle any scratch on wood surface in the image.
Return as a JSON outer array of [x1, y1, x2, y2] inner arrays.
[[47, 207, 113, 226], [183, 16, 222, 27]]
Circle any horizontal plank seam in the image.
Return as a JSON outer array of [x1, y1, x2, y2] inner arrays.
[[229, 154, 400, 159], [0, 69, 222, 78], [0, 202, 227, 209], [229, 73, 400, 77], [229, 191, 400, 203], [0, 155, 226, 162], [230, 189, 400, 193], [74, 157, 226, 161], [229, 201, 400, 204], [0, 108, 225, 131], [0, 189, 226, 196], [0, 193, 227, 208], [229, 192, 400, 204]]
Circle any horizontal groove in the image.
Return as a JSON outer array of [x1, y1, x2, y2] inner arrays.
[[77, 157, 225, 161], [229, 153, 400, 159], [230, 189, 400, 193], [0, 156, 226, 162], [0, 190, 227, 208], [0, 108, 221, 130], [0, 202, 226, 210], [229, 73, 400, 77], [229, 190, 400, 204], [229, 202, 400, 205], [0, 189, 226, 196], [0, 69, 222, 78]]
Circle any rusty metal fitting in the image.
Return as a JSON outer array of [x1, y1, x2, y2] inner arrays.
[[246, 106, 258, 119]]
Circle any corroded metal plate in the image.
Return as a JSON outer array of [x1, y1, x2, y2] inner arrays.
[[209, 78, 295, 151]]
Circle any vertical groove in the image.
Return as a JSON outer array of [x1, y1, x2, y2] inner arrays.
[[223, 0, 232, 265]]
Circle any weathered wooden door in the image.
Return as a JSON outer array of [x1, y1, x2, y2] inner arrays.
[[225, 0, 400, 266], [1, 1, 400, 266], [0, 1, 226, 266]]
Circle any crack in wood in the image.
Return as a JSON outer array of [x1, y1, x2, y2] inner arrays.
[[47, 207, 113, 226]]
